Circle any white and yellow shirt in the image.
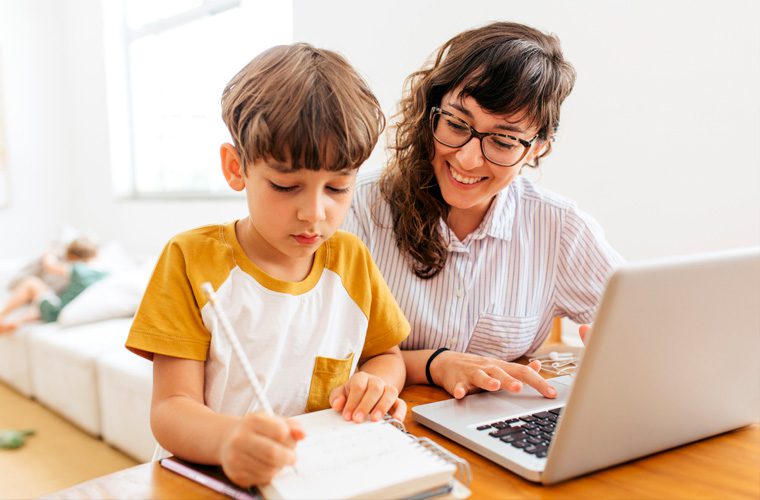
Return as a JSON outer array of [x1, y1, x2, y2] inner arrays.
[[126, 222, 410, 417]]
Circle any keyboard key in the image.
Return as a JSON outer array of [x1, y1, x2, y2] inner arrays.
[[525, 429, 541, 437], [476, 424, 491, 431], [510, 440, 528, 448], [489, 427, 524, 438], [532, 411, 554, 419], [540, 432, 554, 441], [490, 422, 508, 429], [519, 416, 537, 423], [527, 436, 543, 445], [536, 451, 548, 458], [525, 445, 548, 456], [549, 408, 563, 415], [506, 418, 520, 423], [547, 414, 558, 423]]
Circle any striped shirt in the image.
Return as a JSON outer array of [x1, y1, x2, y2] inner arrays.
[[343, 174, 623, 360]]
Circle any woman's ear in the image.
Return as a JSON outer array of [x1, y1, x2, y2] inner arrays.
[[220, 143, 245, 191]]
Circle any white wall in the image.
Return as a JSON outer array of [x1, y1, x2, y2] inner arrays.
[[295, 0, 760, 260], [0, 0, 70, 257], [0, 0, 758, 262]]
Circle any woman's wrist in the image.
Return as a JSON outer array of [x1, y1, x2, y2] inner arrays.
[[425, 347, 450, 386]]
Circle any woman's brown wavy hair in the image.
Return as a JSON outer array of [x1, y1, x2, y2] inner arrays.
[[379, 22, 576, 279]]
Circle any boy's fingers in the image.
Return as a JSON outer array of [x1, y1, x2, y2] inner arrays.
[[351, 377, 385, 422], [329, 385, 347, 411], [342, 374, 369, 419], [368, 385, 399, 421], [389, 398, 407, 421], [246, 413, 293, 442], [286, 419, 305, 442]]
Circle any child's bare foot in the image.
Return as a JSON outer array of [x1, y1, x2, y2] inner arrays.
[[0, 320, 19, 334]]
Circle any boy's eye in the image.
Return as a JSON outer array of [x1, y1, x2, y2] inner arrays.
[[327, 185, 351, 194], [269, 182, 297, 192]]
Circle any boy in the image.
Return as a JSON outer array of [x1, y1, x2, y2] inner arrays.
[[125, 44, 410, 488], [0, 238, 106, 333]]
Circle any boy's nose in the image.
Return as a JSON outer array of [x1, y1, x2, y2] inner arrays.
[[297, 194, 327, 223], [455, 137, 485, 170]]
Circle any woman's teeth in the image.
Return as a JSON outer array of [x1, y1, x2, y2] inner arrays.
[[450, 165, 483, 184]]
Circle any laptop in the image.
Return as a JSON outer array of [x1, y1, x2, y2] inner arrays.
[[412, 248, 760, 484]]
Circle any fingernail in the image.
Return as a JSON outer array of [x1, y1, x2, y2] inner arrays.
[[343, 411, 351, 420], [510, 382, 522, 391], [354, 412, 364, 422], [548, 387, 557, 397], [373, 411, 382, 421]]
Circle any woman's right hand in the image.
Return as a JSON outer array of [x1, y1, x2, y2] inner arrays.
[[428, 350, 557, 400], [219, 413, 304, 487]]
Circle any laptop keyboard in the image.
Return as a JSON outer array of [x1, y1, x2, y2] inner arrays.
[[476, 407, 562, 459]]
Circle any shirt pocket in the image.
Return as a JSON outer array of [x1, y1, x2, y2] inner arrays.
[[466, 313, 540, 361], [305, 352, 355, 413]]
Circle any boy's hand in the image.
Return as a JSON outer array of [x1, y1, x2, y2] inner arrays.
[[329, 372, 407, 423], [219, 412, 304, 487]]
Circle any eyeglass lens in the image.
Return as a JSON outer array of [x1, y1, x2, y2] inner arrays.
[[432, 111, 526, 167]]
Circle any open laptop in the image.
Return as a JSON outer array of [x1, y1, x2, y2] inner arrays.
[[412, 248, 760, 484]]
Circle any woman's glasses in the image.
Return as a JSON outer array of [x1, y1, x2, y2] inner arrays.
[[430, 107, 538, 167]]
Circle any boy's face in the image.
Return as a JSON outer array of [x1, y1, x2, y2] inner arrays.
[[223, 145, 357, 265]]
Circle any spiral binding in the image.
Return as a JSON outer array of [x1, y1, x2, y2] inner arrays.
[[416, 437, 472, 486]]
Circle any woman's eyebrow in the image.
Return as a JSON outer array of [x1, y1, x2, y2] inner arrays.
[[447, 100, 526, 135]]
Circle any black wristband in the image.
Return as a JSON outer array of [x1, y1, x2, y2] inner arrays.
[[425, 347, 450, 386]]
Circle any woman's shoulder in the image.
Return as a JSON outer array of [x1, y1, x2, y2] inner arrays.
[[515, 176, 579, 213], [354, 169, 383, 201]]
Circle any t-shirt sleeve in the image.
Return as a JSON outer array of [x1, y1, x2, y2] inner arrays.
[[554, 207, 624, 324], [358, 243, 411, 360], [125, 239, 211, 361]]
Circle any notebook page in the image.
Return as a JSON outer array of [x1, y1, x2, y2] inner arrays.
[[262, 409, 456, 499]]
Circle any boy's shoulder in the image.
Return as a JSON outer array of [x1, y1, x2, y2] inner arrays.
[[327, 230, 368, 252], [166, 224, 229, 249]]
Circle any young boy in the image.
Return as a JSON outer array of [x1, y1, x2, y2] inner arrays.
[[125, 44, 410, 488], [0, 238, 106, 333]]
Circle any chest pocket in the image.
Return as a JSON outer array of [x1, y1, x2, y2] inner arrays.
[[466, 313, 540, 361], [305, 352, 355, 413]]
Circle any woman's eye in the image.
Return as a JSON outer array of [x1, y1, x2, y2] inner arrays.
[[269, 182, 296, 192], [445, 119, 470, 132], [491, 138, 516, 150]]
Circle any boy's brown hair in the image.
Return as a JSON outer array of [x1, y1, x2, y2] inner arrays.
[[221, 43, 384, 173]]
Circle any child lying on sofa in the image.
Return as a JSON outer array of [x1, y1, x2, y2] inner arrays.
[[0, 238, 107, 333]]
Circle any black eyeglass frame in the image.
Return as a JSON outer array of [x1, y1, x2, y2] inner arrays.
[[429, 106, 539, 167]]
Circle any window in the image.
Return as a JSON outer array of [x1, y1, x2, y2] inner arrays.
[[107, 0, 292, 197]]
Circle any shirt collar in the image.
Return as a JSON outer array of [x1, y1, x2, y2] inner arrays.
[[442, 179, 519, 251]]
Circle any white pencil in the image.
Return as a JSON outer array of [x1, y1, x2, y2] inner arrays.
[[201, 282, 274, 415], [201, 282, 298, 475]]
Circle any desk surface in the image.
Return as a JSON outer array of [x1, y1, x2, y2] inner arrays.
[[48, 384, 760, 499]]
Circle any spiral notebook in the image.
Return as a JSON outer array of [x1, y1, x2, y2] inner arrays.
[[161, 408, 470, 499]]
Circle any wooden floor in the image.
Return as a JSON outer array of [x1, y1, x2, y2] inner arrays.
[[0, 382, 138, 499]]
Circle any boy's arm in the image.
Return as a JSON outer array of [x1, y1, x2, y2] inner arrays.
[[329, 346, 407, 422], [151, 354, 303, 487]]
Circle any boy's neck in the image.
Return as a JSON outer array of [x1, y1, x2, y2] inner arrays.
[[234, 218, 315, 282]]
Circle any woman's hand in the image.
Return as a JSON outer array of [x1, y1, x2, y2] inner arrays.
[[428, 350, 557, 400], [219, 413, 304, 487], [329, 371, 407, 423]]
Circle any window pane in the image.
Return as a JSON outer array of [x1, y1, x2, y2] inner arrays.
[[125, 0, 203, 31], [127, 4, 291, 194]]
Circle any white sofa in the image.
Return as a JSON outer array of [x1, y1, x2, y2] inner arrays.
[[0, 259, 156, 462]]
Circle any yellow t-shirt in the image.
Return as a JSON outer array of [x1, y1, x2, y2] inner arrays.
[[126, 222, 410, 417]]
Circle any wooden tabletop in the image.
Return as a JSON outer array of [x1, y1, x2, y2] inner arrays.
[[48, 383, 760, 499]]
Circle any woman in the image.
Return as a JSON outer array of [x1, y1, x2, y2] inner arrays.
[[343, 21, 622, 399]]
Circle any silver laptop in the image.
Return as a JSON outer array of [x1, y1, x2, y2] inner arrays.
[[412, 248, 760, 484]]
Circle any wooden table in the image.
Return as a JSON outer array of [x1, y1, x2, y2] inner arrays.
[[48, 384, 760, 499]]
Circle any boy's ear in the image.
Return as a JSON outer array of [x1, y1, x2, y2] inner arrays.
[[220, 143, 245, 191]]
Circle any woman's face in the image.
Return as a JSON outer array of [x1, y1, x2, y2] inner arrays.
[[431, 90, 543, 220]]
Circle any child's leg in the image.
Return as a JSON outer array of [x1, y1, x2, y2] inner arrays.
[[0, 276, 50, 319], [0, 309, 41, 334]]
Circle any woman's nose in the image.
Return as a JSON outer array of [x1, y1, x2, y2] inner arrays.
[[455, 137, 485, 170]]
